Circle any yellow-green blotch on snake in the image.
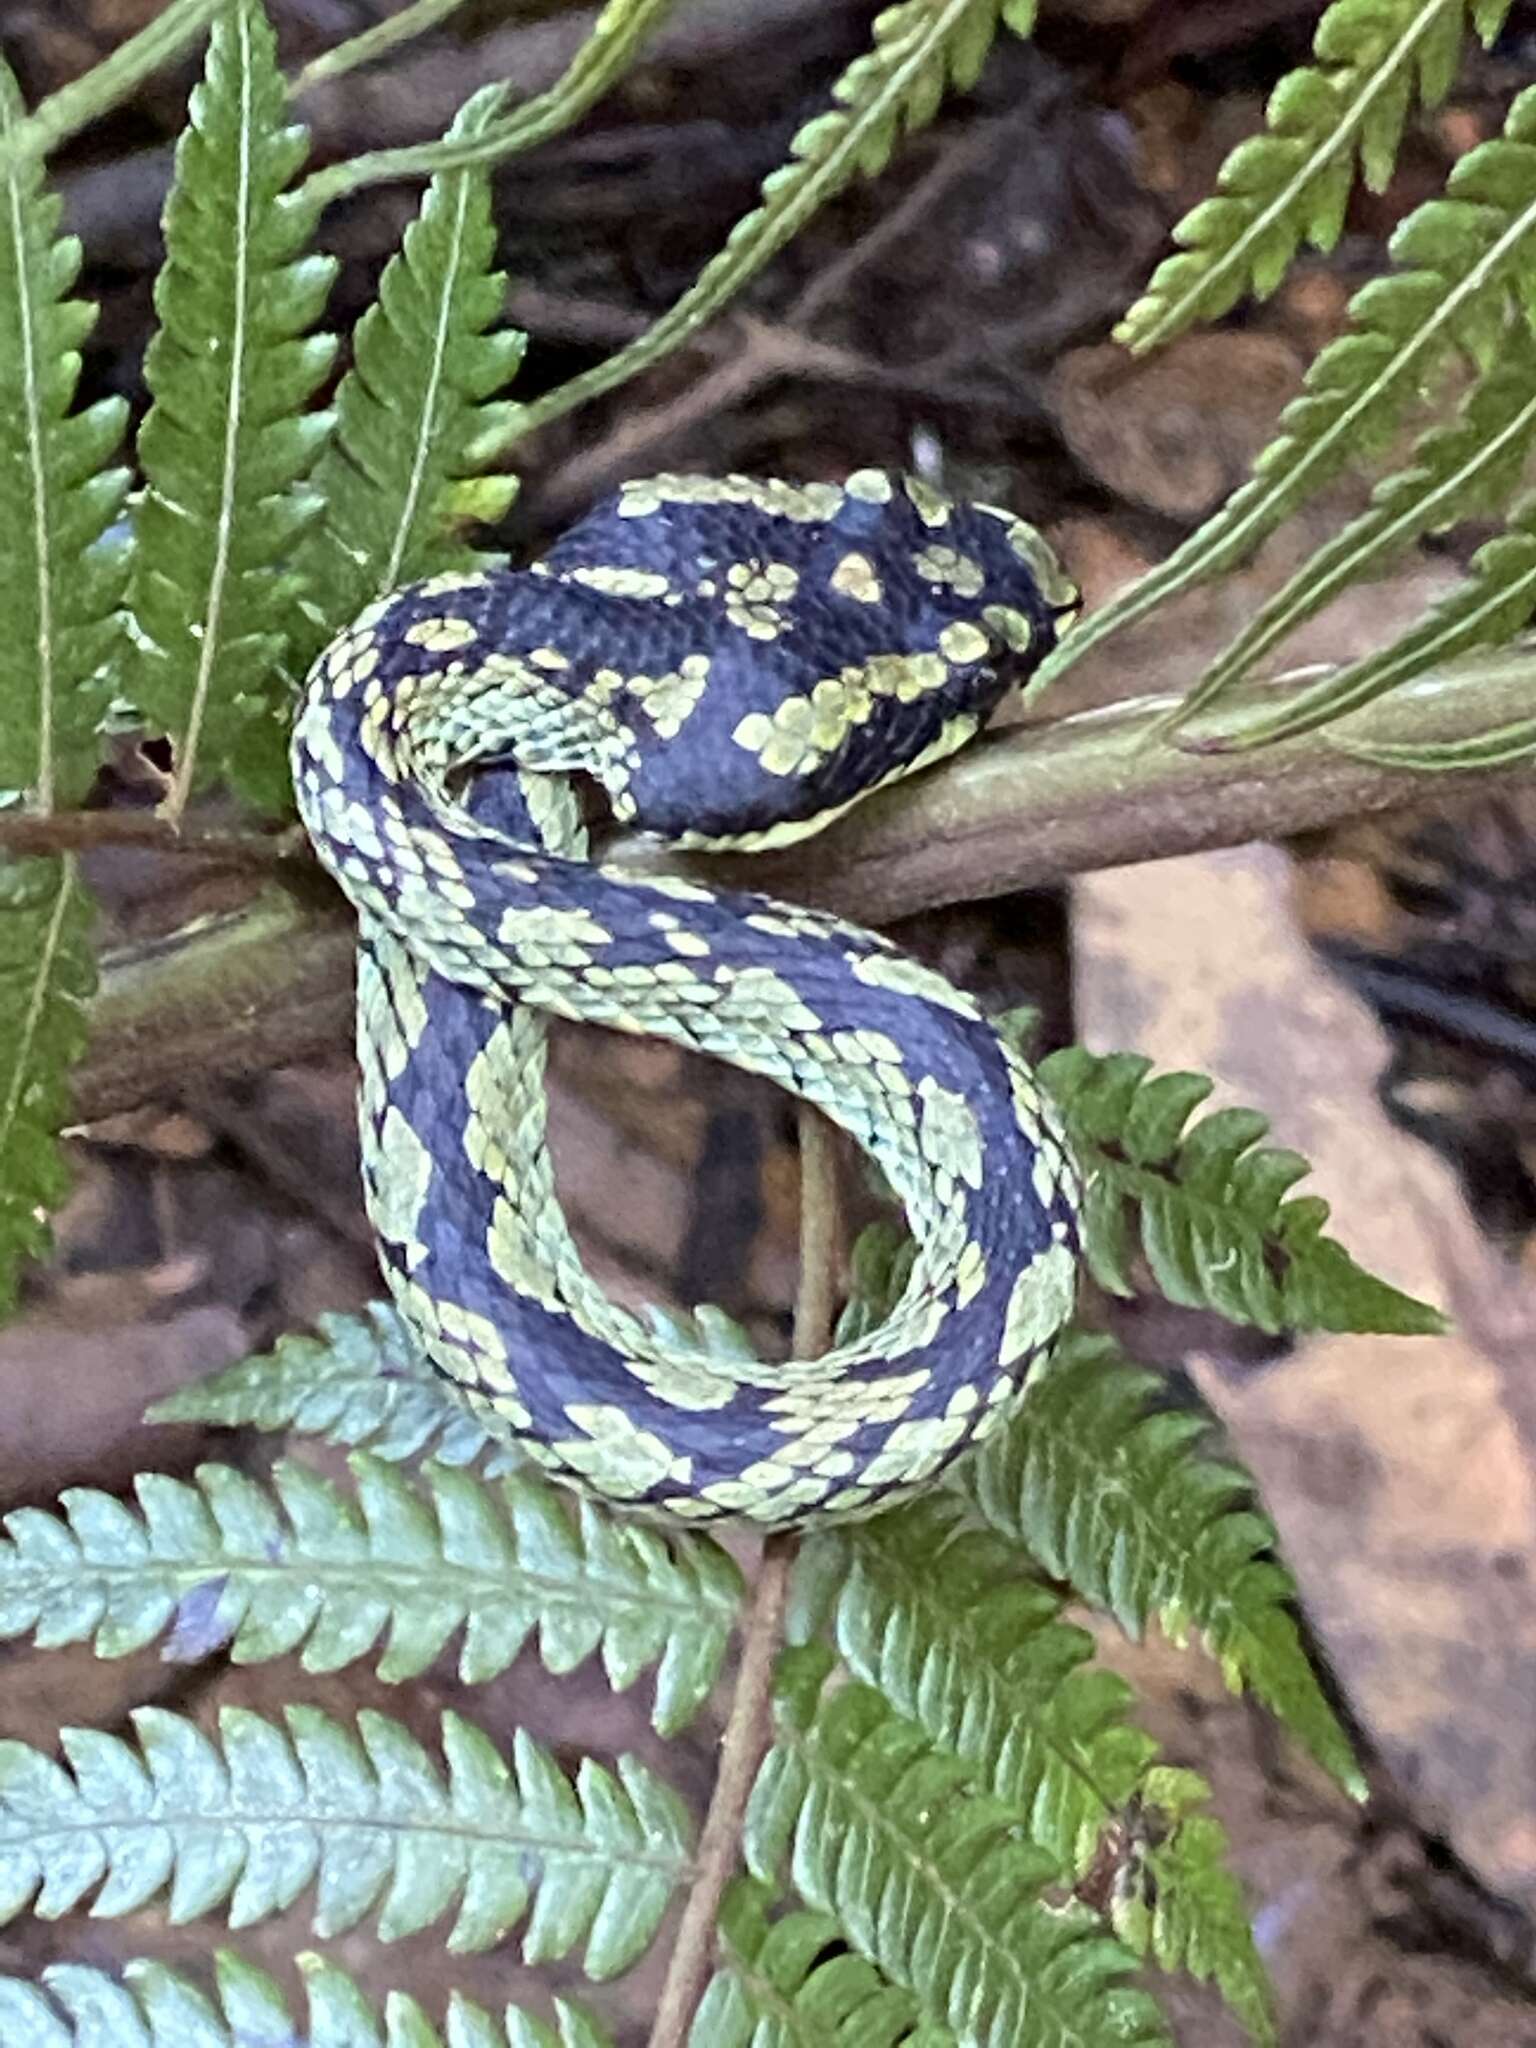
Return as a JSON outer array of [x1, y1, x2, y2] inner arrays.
[[292, 469, 1082, 1525]]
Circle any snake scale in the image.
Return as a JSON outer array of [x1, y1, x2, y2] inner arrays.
[[292, 470, 1083, 1526]]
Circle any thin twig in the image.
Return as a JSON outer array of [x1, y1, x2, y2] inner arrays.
[[645, 1533, 792, 2047], [645, 1107, 839, 2045], [0, 812, 304, 867]]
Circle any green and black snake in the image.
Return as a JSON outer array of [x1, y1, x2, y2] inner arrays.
[[292, 469, 1082, 1525]]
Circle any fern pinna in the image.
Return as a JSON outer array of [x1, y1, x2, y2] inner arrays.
[[0, 0, 1482, 2043]]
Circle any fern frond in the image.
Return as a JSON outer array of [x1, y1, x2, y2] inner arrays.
[[804, 1494, 1155, 1878], [1040, 1045, 1443, 1334], [1118, 0, 1504, 353], [295, 83, 524, 658], [963, 1331, 1364, 1797], [695, 1879, 955, 2047], [513, 0, 1018, 442], [0, 1705, 687, 1969], [1034, 81, 1536, 698], [0, 1948, 615, 2047], [0, 57, 129, 813], [746, 1649, 1172, 2048], [127, 0, 336, 819], [0, 1453, 740, 1734], [1221, 483, 1536, 751], [1128, 1771, 1275, 2048], [0, 51, 127, 1313], [146, 1301, 503, 1463], [1180, 312, 1536, 732]]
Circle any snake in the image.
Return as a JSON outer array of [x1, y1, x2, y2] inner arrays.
[[291, 469, 1083, 1526]]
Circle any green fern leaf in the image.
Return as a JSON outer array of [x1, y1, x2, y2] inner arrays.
[[694, 1878, 956, 2046], [514, 0, 1016, 441], [0, 1705, 687, 1970], [0, 56, 129, 813], [1040, 1045, 1443, 1334], [803, 1494, 1156, 1878], [963, 1331, 1364, 1797], [127, 0, 336, 819], [1035, 80, 1536, 699], [1179, 312, 1536, 730], [1118, 0, 1503, 353], [0, 55, 129, 1313], [1129, 1771, 1275, 2048], [145, 1300, 503, 1462], [0, 1452, 740, 1735], [0, 860, 94, 1317], [0, 1948, 615, 2047], [296, 82, 525, 658], [747, 1648, 1172, 2048]]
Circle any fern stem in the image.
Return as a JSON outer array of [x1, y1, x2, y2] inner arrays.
[[291, 0, 475, 94], [300, 0, 678, 206], [0, 0, 222, 171], [646, 1113, 834, 2043]]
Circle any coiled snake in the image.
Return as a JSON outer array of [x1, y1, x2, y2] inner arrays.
[[292, 470, 1082, 1525]]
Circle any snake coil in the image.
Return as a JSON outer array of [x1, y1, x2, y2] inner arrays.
[[293, 469, 1082, 1525]]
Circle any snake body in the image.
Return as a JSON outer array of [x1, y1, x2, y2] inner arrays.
[[292, 469, 1082, 1525]]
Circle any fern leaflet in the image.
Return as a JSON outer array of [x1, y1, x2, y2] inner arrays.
[[1219, 482, 1536, 750], [0, 861, 94, 1316], [0, 1705, 687, 1970], [0, 1949, 614, 2048], [146, 1300, 504, 1463], [747, 1648, 1172, 2047], [695, 1879, 955, 2046], [0, 57, 128, 814], [513, 0, 1018, 442], [1034, 81, 1536, 699], [963, 1331, 1364, 1796], [128, 0, 336, 819], [0, 1453, 740, 1734], [803, 1494, 1156, 1878], [1128, 1770, 1276, 2048], [1118, 0, 1505, 353], [1174, 310, 1536, 735], [295, 83, 524, 660], [1040, 1045, 1444, 1334], [0, 53, 127, 1311]]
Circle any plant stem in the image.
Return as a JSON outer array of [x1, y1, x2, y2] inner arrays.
[[290, 0, 474, 94], [0, 0, 222, 171], [74, 646, 1536, 1118], [645, 1108, 836, 2047], [300, 0, 678, 205]]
